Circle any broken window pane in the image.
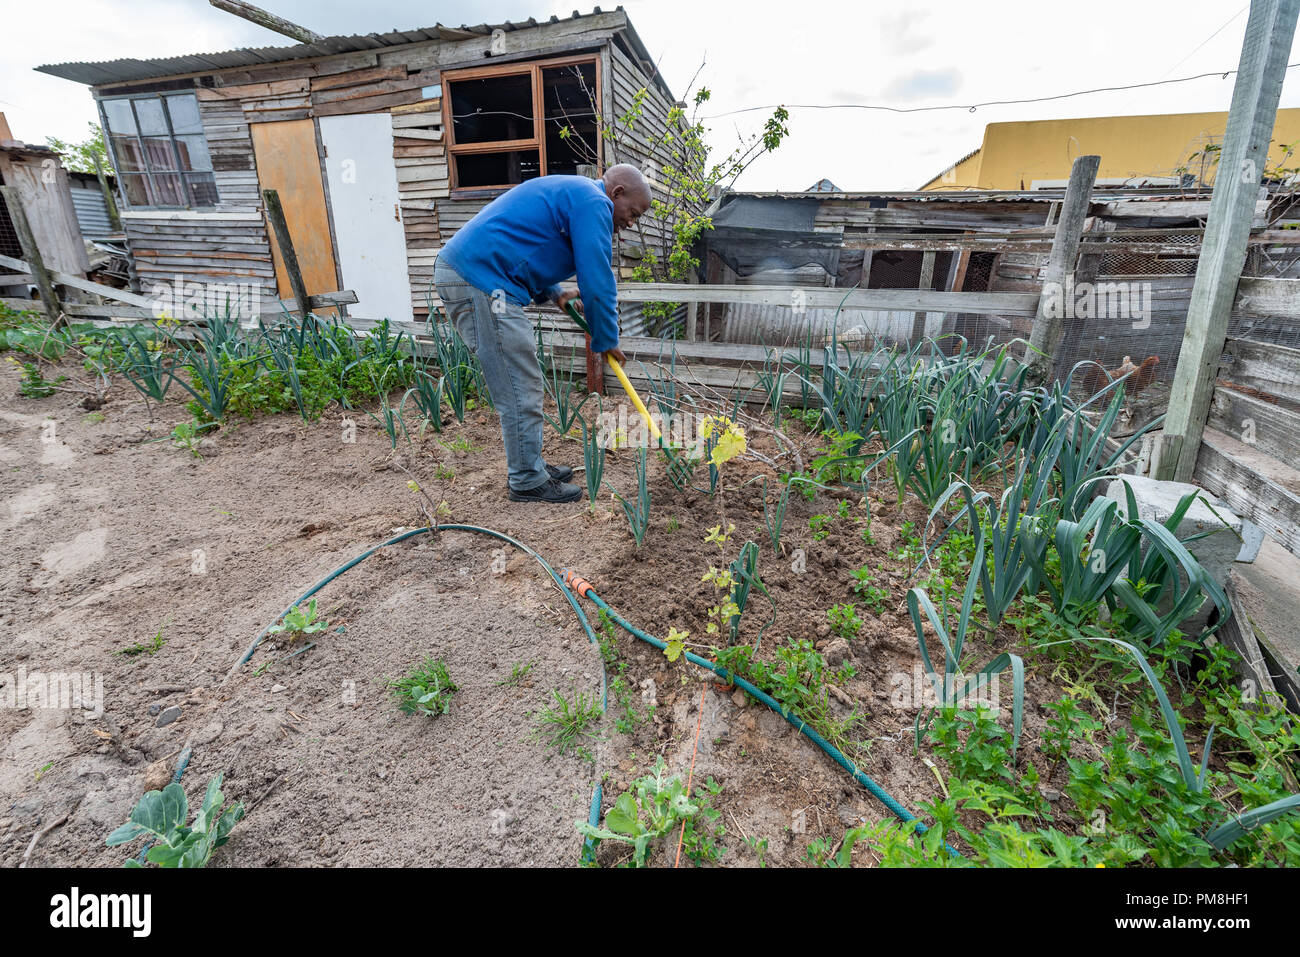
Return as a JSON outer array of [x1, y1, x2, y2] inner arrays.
[[173, 134, 212, 172], [109, 135, 144, 172], [134, 97, 168, 136], [543, 64, 599, 175], [119, 173, 151, 207], [450, 73, 535, 145], [185, 172, 219, 207], [455, 149, 541, 188]]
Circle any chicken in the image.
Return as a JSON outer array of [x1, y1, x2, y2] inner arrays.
[[1079, 355, 1159, 399]]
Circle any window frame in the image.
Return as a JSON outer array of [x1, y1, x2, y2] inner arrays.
[[442, 53, 603, 195], [98, 90, 217, 210]]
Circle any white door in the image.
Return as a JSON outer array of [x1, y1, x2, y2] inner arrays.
[[319, 113, 413, 323]]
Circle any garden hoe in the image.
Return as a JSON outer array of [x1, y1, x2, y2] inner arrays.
[[562, 299, 685, 475]]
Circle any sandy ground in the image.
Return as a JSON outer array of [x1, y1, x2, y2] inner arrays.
[[0, 359, 1056, 867]]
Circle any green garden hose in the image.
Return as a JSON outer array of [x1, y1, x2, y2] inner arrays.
[[162, 523, 949, 865], [223, 523, 606, 859], [562, 570, 958, 856]]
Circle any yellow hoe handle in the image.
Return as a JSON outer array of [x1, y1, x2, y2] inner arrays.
[[561, 300, 662, 443], [605, 354, 662, 443]]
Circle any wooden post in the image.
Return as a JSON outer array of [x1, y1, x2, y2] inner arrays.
[[262, 188, 311, 321], [910, 249, 936, 342], [92, 153, 121, 232], [1025, 154, 1100, 386], [1155, 0, 1300, 481], [0, 186, 61, 325], [685, 300, 698, 340], [1051, 218, 1111, 382], [584, 332, 604, 395], [208, 0, 322, 42]]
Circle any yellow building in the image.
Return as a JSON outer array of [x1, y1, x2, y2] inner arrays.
[[920, 110, 1300, 190]]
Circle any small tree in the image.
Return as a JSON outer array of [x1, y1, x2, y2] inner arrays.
[[46, 122, 115, 176], [557, 64, 790, 336]]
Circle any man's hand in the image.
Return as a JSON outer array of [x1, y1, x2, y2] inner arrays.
[[554, 289, 582, 313], [601, 346, 627, 366]]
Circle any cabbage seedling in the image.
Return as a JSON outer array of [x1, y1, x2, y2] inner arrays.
[[267, 598, 328, 642]]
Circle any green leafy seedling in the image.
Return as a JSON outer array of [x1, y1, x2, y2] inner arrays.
[[536, 689, 602, 755], [576, 758, 700, 866], [106, 772, 244, 868], [391, 658, 457, 717], [267, 598, 327, 642]]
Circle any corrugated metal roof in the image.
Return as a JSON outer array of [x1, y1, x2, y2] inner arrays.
[[35, 7, 673, 99], [918, 146, 981, 190]]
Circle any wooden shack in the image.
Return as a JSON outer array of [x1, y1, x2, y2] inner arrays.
[[0, 113, 91, 284], [696, 185, 1300, 385], [36, 9, 678, 323]]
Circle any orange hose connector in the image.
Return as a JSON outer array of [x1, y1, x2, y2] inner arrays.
[[562, 568, 594, 598]]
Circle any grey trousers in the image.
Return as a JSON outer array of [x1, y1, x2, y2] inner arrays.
[[433, 260, 549, 491]]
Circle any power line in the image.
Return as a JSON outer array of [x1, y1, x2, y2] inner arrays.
[[1153, 5, 1249, 81], [702, 61, 1300, 119]]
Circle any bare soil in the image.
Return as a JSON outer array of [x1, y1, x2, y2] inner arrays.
[[0, 361, 1067, 867]]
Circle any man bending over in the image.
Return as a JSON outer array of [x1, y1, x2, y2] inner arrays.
[[433, 164, 651, 503]]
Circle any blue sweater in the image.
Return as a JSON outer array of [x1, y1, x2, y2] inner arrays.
[[438, 175, 620, 353]]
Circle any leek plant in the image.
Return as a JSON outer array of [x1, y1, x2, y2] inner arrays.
[[175, 322, 245, 421], [1031, 493, 1143, 618], [262, 331, 309, 420], [113, 326, 176, 404], [907, 561, 1025, 761], [429, 316, 481, 422], [541, 347, 592, 437], [726, 540, 775, 647], [577, 413, 605, 506], [401, 365, 444, 434], [612, 446, 651, 546], [1107, 490, 1232, 646], [756, 350, 788, 427], [927, 454, 1056, 630]]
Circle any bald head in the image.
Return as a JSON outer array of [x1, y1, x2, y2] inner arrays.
[[602, 163, 652, 230]]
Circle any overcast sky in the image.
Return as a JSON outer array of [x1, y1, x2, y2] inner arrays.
[[5, 0, 1300, 190]]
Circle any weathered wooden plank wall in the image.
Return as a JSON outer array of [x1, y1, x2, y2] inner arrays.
[[88, 12, 676, 338]]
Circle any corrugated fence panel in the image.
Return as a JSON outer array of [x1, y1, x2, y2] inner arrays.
[[69, 185, 113, 240]]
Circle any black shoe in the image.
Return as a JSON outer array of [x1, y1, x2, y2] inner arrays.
[[509, 477, 582, 503], [504, 464, 573, 491]]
